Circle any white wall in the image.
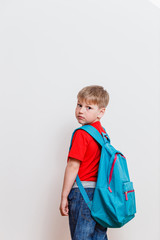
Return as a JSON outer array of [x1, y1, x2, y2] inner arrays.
[[0, 1, 160, 239]]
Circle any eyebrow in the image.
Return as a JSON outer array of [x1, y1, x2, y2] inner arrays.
[[77, 102, 93, 106]]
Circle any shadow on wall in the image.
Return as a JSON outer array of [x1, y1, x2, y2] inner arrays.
[[42, 182, 71, 240], [41, 123, 75, 240]]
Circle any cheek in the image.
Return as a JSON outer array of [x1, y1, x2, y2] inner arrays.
[[75, 108, 78, 114]]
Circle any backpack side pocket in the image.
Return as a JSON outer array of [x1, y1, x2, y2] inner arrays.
[[123, 182, 136, 217]]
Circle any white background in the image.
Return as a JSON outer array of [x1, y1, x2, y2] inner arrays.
[[0, 0, 160, 240]]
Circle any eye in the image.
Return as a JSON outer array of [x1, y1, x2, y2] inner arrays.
[[87, 106, 92, 110], [77, 103, 82, 107]]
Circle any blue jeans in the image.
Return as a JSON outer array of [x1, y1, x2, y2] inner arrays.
[[68, 188, 108, 240]]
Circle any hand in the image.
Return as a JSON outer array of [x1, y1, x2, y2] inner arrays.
[[59, 197, 69, 216]]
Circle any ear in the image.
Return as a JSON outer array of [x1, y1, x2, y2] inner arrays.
[[98, 108, 106, 119]]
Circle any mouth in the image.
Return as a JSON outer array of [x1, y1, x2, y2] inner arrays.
[[78, 116, 84, 120]]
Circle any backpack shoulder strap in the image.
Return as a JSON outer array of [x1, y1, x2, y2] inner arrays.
[[69, 125, 109, 209], [76, 175, 92, 210], [69, 125, 103, 151], [80, 124, 110, 146], [69, 124, 110, 151], [102, 127, 110, 143], [74, 125, 107, 209]]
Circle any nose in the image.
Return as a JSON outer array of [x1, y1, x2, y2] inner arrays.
[[79, 106, 85, 114]]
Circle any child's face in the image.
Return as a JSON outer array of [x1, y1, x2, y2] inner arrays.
[[75, 99, 105, 125]]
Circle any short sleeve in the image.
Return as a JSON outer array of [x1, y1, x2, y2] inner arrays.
[[67, 130, 89, 162]]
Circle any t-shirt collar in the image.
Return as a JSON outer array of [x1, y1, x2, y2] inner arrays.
[[89, 120, 101, 128]]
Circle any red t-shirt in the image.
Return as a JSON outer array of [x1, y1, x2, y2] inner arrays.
[[67, 121, 106, 181]]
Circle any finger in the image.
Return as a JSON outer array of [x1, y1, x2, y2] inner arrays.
[[60, 206, 68, 216], [63, 207, 69, 216]]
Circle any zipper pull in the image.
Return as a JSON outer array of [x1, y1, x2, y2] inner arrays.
[[108, 186, 112, 193], [124, 192, 128, 201]]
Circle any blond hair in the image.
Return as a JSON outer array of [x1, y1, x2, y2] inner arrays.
[[77, 85, 109, 109]]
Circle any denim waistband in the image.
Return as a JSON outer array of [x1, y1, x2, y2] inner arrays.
[[72, 181, 96, 188]]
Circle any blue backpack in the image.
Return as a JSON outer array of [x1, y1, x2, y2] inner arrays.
[[69, 124, 136, 228]]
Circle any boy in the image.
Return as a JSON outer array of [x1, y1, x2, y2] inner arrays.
[[59, 85, 109, 240]]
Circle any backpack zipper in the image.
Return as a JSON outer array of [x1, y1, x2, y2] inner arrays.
[[108, 153, 126, 193], [124, 190, 135, 201]]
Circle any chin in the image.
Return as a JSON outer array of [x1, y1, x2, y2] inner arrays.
[[77, 119, 84, 124], [78, 120, 87, 126]]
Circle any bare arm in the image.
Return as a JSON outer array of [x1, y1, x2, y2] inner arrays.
[[59, 158, 81, 216]]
